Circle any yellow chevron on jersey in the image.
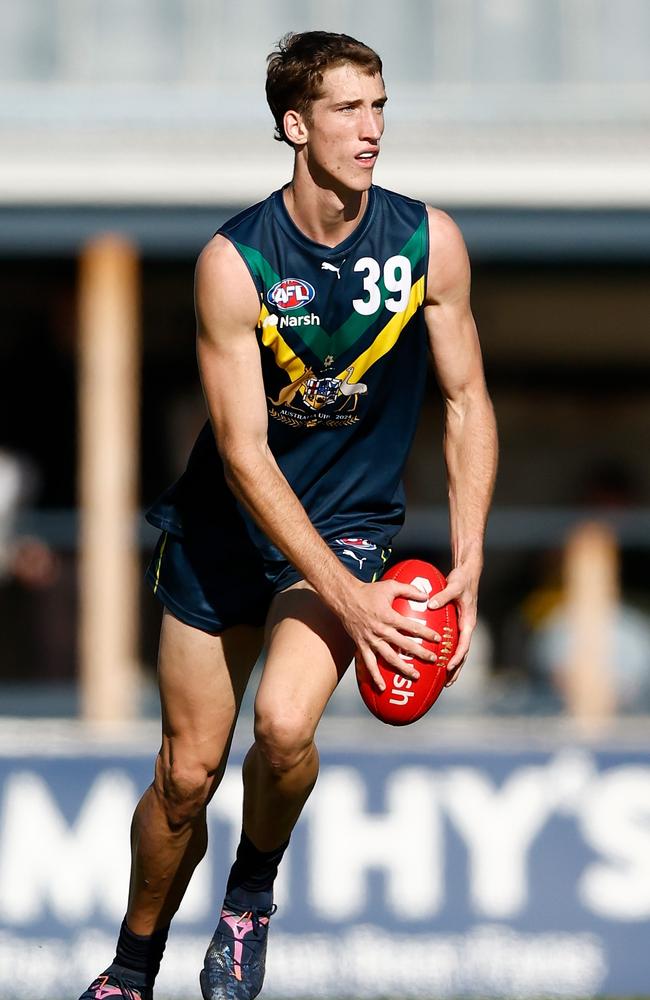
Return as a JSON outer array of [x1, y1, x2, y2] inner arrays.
[[260, 274, 425, 394], [334, 274, 425, 384], [259, 303, 306, 383]]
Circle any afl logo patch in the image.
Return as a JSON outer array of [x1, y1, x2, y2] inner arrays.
[[268, 278, 315, 311]]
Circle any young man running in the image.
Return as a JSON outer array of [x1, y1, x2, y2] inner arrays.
[[78, 29, 497, 1000]]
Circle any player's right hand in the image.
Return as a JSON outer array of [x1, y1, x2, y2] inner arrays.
[[337, 578, 441, 692]]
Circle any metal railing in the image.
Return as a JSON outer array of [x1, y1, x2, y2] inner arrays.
[[16, 505, 650, 550]]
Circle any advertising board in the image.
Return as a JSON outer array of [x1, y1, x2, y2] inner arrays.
[[0, 739, 648, 997]]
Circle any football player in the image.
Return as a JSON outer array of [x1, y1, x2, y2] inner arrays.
[[79, 30, 497, 1000]]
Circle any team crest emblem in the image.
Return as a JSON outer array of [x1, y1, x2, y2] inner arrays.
[[304, 377, 341, 410], [266, 355, 369, 429], [301, 367, 368, 412], [268, 278, 315, 311]]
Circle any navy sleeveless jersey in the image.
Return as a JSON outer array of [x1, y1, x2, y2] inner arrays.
[[147, 185, 429, 558]]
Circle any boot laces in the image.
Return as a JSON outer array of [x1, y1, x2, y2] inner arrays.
[[93, 972, 144, 1000], [249, 902, 277, 934]]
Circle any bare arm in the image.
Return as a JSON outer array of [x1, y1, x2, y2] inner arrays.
[[195, 236, 437, 686], [424, 207, 498, 681]]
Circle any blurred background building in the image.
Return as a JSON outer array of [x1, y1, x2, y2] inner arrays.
[[2, 5, 650, 999]]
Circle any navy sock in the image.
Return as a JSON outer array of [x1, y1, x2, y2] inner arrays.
[[226, 830, 289, 898], [114, 918, 169, 987]]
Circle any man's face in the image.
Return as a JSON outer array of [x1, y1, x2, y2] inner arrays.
[[301, 64, 386, 192]]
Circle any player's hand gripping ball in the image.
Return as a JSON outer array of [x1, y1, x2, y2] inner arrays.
[[356, 559, 459, 725]]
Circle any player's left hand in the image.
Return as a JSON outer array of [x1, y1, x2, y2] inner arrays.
[[427, 563, 480, 685]]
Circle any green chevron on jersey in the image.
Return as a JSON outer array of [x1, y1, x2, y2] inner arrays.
[[234, 217, 427, 363]]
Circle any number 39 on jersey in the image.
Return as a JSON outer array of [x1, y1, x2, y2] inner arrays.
[[352, 255, 412, 316]]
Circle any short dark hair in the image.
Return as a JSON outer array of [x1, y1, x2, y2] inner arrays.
[[266, 31, 383, 146]]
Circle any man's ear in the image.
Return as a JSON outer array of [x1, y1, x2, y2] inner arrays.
[[283, 109, 309, 147]]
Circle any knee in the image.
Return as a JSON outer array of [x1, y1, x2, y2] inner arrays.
[[253, 709, 316, 775], [154, 752, 217, 828]]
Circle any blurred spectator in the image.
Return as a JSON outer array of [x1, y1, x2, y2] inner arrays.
[[506, 461, 650, 714], [0, 449, 57, 589], [530, 602, 650, 711], [0, 448, 67, 683], [0, 449, 25, 579]]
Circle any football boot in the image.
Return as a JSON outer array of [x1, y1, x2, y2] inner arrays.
[[77, 963, 152, 1000], [200, 892, 277, 1000]]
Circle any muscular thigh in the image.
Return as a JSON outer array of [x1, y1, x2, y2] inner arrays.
[[158, 608, 263, 780], [255, 581, 355, 736]]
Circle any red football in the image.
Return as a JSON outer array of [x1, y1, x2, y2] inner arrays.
[[356, 559, 459, 726]]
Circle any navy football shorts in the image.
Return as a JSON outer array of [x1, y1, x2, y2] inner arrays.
[[145, 528, 392, 634]]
